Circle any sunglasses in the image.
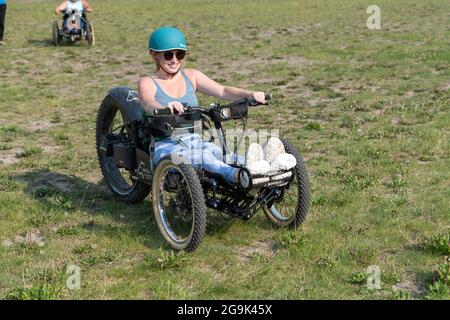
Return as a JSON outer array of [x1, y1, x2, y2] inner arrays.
[[162, 50, 186, 61]]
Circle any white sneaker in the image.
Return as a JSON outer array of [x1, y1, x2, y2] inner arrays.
[[270, 153, 297, 172], [0, 41, 4, 46], [247, 160, 272, 175], [263, 137, 285, 163], [246, 138, 297, 175], [246, 143, 264, 165], [247, 143, 271, 175]]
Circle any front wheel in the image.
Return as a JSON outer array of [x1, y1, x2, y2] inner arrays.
[[262, 139, 309, 227], [152, 156, 207, 252], [52, 20, 61, 46]]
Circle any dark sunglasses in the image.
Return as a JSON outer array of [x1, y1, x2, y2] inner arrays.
[[163, 51, 186, 61]]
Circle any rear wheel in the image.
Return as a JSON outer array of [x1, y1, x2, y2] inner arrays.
[[52, 20, 61, 46], [262, 139, 309, 227], [152, 156, 207, 252], [96, 94, 151, 203]]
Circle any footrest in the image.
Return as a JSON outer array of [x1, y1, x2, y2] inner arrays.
[[251, 170, 293, 187]]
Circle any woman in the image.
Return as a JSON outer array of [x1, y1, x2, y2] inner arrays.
[[138, 27, 266, 185]]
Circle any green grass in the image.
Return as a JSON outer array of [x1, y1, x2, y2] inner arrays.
[[0, 0, 449, 299]]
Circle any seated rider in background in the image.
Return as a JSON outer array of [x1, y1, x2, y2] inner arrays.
[[55, 0, 92, 31], [55, 0, 92, 16], [138, 27, 266, 185]]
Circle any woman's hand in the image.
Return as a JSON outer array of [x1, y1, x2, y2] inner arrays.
[[167, 101, 185, 114], [252, 91, 266, 104]]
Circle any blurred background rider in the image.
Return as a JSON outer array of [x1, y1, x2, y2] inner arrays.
[[55, 0, 93, 16], [0, 0, 7, 46], [55, 0, 93, 32]]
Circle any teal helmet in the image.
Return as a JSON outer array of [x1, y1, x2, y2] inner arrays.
[[148, 27, 187, 52]]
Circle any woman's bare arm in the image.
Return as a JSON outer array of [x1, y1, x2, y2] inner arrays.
[[186, 69, 254, 101], [82, 0, 93, 13], [55, 1, 67, 15]]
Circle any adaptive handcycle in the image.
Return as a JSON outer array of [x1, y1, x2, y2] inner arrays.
[[96, 87, 309, 251], [52, 9, 94, 46]]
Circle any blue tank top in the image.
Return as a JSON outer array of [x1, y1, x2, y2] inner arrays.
[[150, 69, 198, 107]]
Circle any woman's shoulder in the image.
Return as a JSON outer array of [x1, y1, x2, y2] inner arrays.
[[183, 68, 211, 80], [183, 68, 200, 77], [182, 68, 201, 89], [138, 75, 153, 85], [138, 76, 157, 93]]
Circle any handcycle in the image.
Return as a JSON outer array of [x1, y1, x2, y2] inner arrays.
[[52, 9, 94, 46], [96, 87, 309, 251]]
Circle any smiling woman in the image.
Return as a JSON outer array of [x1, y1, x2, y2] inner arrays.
[[137, 26, 268, 186]]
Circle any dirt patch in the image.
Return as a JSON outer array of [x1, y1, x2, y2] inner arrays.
[[237, 240, 276, 262], [258, 26, 310, 39], [367, 85, 381, 93], [29, 120, 59, 132], [227, 56, 268, 71], [307, 97, 339, 107], [405, 91, 415, 98], [198, 264, 223, 281], [285, 86, 313, 97], [372, 109, 384, 116], [281, 55, 313, 66], [24, 172, 76, 193], [0, 142, 61, 167], [2, 229, 45, 248], [10, 59, 31, 66], [42, 145, 62, 154], [331, 85, 353, 96], [392, 275, 426, 297], [331, 83, 381, 96], [83, 174, 111, 194], [391, 117, 400, 125], [0, 148, 24, 166]]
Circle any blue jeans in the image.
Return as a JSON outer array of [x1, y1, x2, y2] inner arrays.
[[153, 134, 239, 184]]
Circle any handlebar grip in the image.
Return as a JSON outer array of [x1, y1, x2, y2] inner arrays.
[[248, 92, 272, 107], [152, 103, 190, 116], [153, 109, 172, 116]]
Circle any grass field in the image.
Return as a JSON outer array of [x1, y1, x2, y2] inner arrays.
[[0, 0, 449, 299]]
